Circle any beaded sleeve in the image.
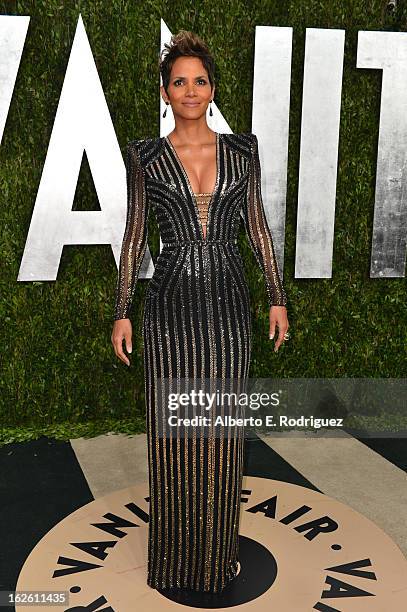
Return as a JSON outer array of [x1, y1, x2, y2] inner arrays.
[[113, 141, 149, 320], [242, 134, 287, 307]]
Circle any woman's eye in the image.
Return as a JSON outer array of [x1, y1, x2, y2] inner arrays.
[[174, 79, 207, 86]]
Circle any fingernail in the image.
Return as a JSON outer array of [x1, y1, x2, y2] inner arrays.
[[274, 347, 278, 352], [128, 348, 132, 354], [269, 334, 274, 339]]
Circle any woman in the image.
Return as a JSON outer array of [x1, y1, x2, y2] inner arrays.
[[112, 30, 289, 593]]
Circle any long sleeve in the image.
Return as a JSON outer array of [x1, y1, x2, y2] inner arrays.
[[113, 140, 149, 320], [241, 133, 287, 307]]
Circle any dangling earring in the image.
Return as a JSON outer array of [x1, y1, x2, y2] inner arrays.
[[209, 100, 213, 116], [163, 102, 168, 118]]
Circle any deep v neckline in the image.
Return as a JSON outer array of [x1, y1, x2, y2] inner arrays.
[[165, 132, 220, 242]]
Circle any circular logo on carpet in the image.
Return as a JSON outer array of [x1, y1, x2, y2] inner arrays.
[[16, 477, 407, 610]]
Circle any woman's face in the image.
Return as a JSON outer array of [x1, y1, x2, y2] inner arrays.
[[161, 56, 214, 120]]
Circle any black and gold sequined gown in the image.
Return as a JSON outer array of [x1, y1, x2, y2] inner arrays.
[[114, 132, 287, 593]]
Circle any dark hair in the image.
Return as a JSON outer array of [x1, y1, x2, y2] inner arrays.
[[159, 30, 215, 96]]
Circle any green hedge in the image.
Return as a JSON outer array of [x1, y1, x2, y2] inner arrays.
[[1, 1, 405, 442]]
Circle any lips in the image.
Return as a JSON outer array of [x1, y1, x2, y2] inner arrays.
[[183, 102, 200, 106]]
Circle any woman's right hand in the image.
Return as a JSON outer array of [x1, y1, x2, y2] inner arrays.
[[111, 319, 133, 366]]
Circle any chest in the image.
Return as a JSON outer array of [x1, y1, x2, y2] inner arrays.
[[144, 140, 250, 198]]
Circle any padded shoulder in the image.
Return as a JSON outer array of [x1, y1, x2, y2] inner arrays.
[[126, 137, 162, 168], [221, 132, 253, 160]]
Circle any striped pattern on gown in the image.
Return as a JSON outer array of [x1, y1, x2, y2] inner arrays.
[[113, 132, 287, 592]]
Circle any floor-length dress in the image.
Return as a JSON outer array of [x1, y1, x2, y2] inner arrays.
[[113, 132, 287, 593]]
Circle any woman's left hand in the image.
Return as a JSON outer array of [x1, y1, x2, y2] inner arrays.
[[269, 306, 289, 352]]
